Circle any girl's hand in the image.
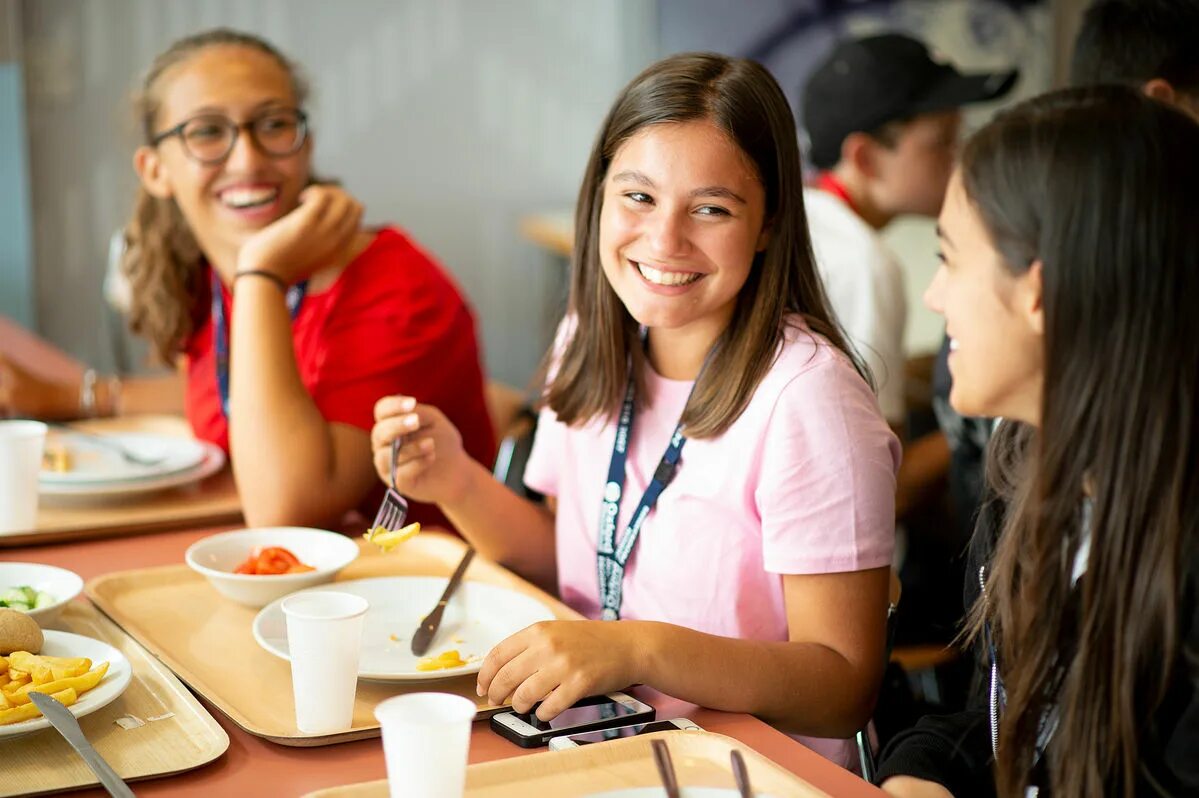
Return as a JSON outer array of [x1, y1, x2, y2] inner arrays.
[[476, 620, 645, 720], [0, 355, 77, 419], [371, 395, 471, 505], [879, 777, 955, 798], [235, 185, 362, 284]]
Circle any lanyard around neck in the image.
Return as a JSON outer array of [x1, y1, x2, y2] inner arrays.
[[211, 269, 308, 419], [596, 333, 705, 621]]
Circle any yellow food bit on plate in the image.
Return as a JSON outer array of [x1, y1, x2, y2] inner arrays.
[[415, 649, 468, 672], [0, 651, 110, 725], [363, 522, 422, 552], [41, 446, 71, 473]]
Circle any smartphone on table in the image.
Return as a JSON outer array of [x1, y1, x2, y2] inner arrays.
[[547, 717, 702, 750], [489, 691, 655, 748]]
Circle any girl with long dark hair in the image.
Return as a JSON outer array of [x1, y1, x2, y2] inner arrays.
[[371, 52, 901, 767], [878, 86, 1199, 796]]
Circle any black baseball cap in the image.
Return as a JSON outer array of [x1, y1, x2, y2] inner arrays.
[[802, 33, 1019, 169]]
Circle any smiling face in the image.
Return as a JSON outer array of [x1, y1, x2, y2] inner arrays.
[[926, 169, 1044, 423], [133, 44, 311, 270], [598, 119, 769, 349]]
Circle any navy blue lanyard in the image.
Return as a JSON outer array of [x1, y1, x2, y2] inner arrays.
[[211, 270, 308, 419], [596, 363, 698, 621]]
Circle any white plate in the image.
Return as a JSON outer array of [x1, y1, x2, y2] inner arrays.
[[39, 433, 207, 485], [38, 443, 225, 499], [252, 576, 556, 681], [0, 630, 133, 739]]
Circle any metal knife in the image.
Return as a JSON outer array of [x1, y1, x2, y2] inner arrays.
[[29, 692, 136, 798], [411, 547, 476, 656]]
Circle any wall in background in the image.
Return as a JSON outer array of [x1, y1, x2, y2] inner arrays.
[[0, 0, 34, 327], [18, 0, 657, 386]]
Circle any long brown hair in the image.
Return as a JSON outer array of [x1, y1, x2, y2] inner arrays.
[[964, 87, 1199, 796], [122, 29, 309, 363], [545, 52, 864, 438]]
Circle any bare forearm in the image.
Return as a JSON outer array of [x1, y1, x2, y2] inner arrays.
[[228, 280, 346, 524], [895, 430, 950, 518], [632, 621, 880, 738], [441, 461, 558, 593], [110, 373, 185, 415]]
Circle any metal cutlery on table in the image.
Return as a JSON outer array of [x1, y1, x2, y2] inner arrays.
[[651, 739, 683, 798], [47, 424, 166, 468], [410, 547, 476, 656], [29, 692, 136, 798], [730, 748, 755, 797]]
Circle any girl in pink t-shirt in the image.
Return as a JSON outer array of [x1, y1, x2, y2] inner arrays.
[[371, 52, 899, 767]]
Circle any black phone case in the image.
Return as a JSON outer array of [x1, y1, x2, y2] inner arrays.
[[489, 698, 655, 748]]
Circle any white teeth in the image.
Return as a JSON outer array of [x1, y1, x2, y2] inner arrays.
[[634, 261, 701, 287], [949, 338, 960, 351], [221, 187, 278, 209]]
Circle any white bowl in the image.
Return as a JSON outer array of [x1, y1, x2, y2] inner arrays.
[[185, 527, 359, 608], [0, 562, 84, 627]]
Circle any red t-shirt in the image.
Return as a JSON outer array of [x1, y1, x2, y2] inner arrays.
[[184, 226, 496, 530]]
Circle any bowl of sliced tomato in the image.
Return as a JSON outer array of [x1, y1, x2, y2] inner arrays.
[[185, 527, 359, 607]]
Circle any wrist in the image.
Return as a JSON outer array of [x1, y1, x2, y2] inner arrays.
[[95, 375, 123, 417], [442, 458, 486, 510], [234, 269, 288, 293], [624, 621, 663, 686]]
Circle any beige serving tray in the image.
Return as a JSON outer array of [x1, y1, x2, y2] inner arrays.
[[305, 730, 831, 797], [1, 602, 229, 797], [86, 532, 583, 746], [2, 415, 243, 548]]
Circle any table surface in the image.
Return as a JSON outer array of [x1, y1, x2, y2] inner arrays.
[[2, 527, 885, 798]]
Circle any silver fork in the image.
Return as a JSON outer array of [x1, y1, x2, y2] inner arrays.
[[370, 436, 410, 532]]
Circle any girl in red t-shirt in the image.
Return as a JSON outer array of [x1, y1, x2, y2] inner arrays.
[[1, 29, 494, 529]]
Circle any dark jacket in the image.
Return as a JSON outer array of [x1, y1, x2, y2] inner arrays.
[[875, 496, 1199, 796]]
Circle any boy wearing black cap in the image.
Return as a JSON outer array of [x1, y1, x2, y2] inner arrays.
[[801, 33, 1016, 430]]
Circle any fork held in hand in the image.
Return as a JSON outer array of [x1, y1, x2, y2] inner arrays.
[[370, 436, 409, 532]]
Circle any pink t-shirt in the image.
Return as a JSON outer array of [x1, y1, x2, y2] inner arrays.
[[523, 317, 900, 768]]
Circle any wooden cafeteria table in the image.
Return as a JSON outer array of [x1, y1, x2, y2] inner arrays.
[[2, 528, 884, 797]]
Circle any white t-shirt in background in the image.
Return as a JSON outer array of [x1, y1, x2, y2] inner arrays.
[[803, 187, 907, 425]]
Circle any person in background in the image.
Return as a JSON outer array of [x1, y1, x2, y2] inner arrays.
[[801, 33, 1017, 645], [1071, 0, 1199, 116], [0, 29, 495, 530], [925, 0, 1199, 611], [372, 52, 900, 769], [877, 86, 1199, 797]]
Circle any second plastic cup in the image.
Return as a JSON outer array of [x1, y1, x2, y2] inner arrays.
[[375, 692, 477, 798], [0, 420, 47, 534], [282, 590, 369, 734]]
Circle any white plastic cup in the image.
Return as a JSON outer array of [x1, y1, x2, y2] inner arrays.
[[282, 590, 369, 734], [0, 420, 47, 534], [375, 692, 477, 798]]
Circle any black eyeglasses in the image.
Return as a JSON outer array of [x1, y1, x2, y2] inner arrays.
[[150, 108, 308, 165]]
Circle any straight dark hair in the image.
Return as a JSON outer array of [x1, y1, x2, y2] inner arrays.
[[1070, 0, 1199, 95], [546, 52, 864, 438], [964, 86, 1199, 796]]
